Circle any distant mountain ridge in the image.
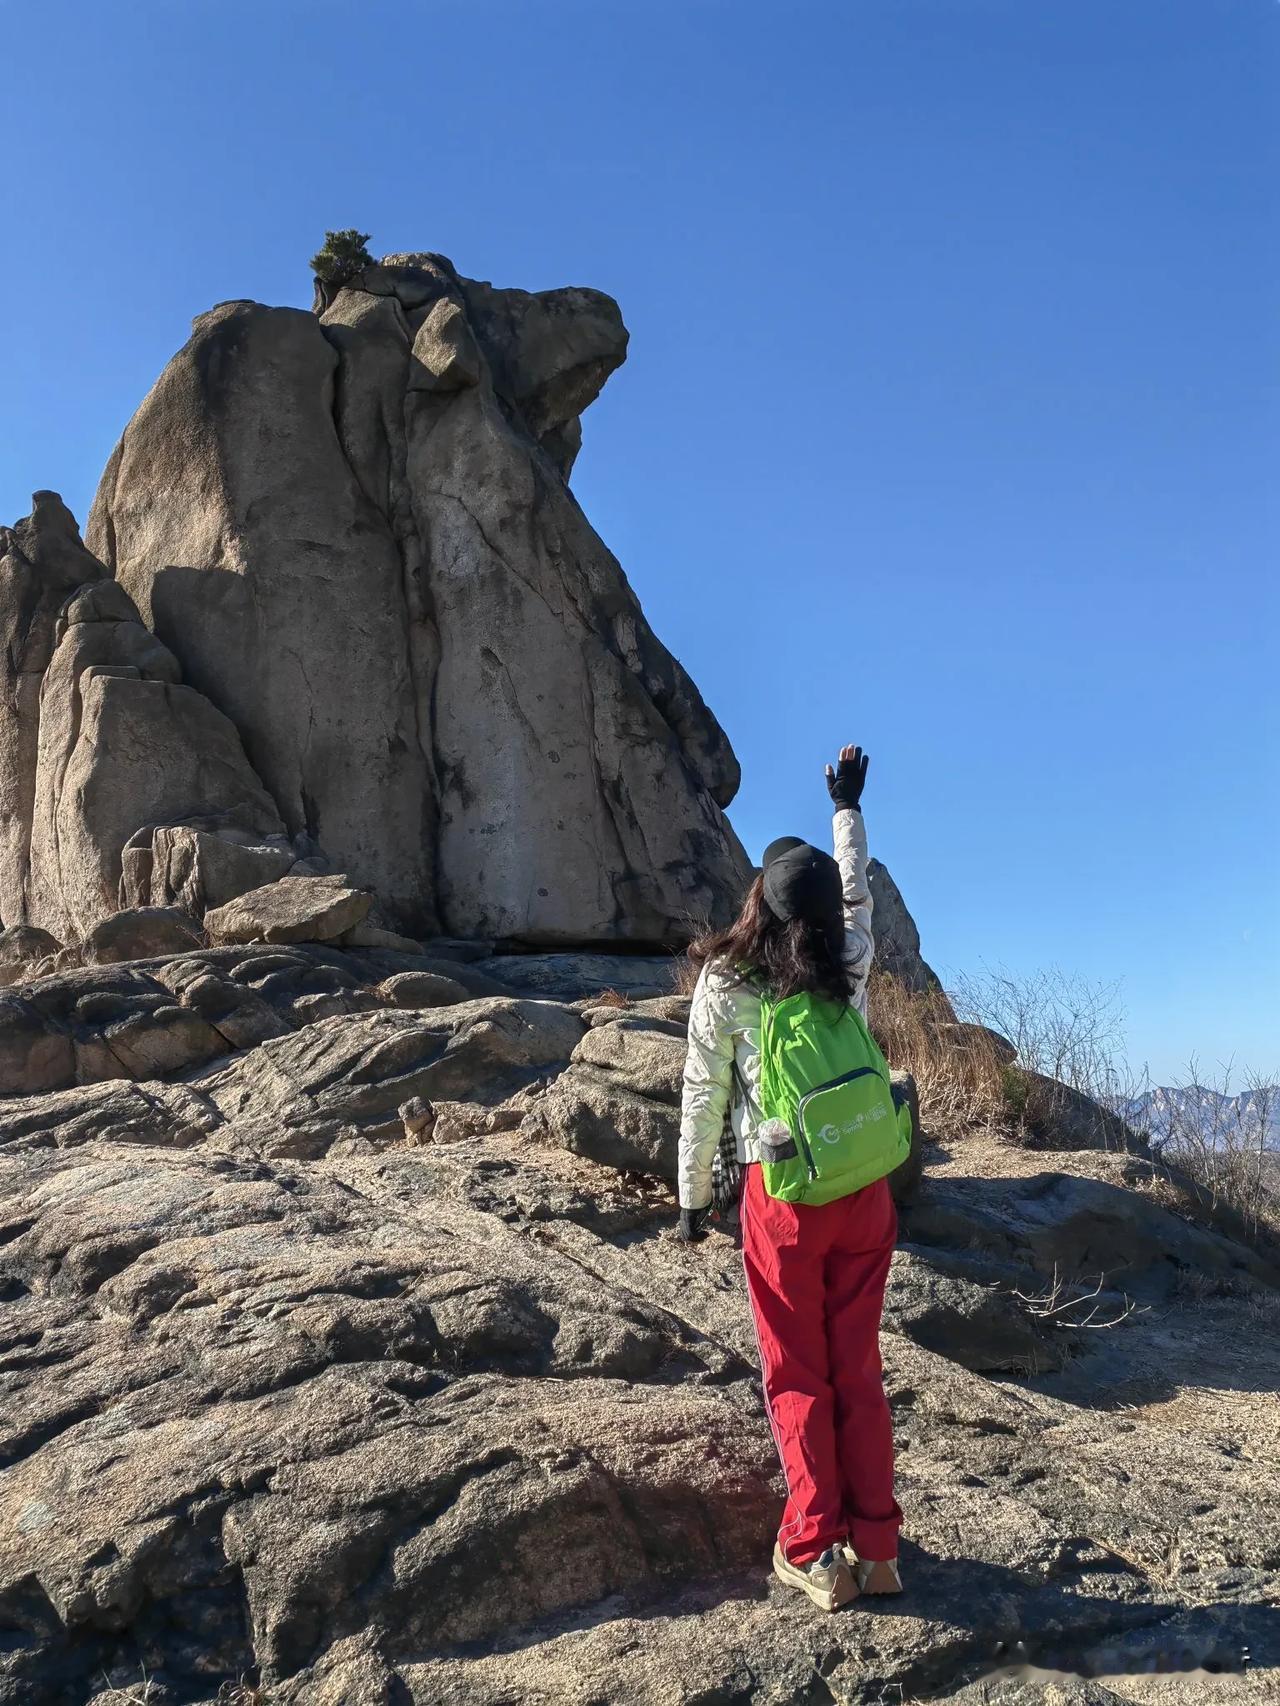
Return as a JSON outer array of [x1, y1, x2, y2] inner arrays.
[[1125, 1083, 1280, 1151]]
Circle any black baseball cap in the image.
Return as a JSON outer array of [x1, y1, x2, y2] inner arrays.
[[761, 839, 843, 930]]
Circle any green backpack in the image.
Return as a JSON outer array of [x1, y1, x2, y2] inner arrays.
[[753, 990, 912, 1207]]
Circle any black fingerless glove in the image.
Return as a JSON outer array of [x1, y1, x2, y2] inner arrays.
[[827, 747, 869, 812], [678, 1205, 712, 1242]]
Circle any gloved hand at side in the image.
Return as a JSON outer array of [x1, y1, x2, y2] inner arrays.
[[678, 1205, 712, 1242], [825, 743, 869, 812]]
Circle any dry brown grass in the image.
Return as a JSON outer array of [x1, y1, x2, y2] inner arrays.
[[216, 1678, 268, 1705], [670, 953, 702, 997], [867, 971, 1009, 1138]]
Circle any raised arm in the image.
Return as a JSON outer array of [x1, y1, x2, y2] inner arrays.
[[825, 743, 874, 1016]]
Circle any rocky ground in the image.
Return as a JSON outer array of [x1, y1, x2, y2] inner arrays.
[[1, 944, 1277, 1706]]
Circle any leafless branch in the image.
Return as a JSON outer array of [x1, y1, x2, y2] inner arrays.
[[1012, 1263, 1146, 1329]]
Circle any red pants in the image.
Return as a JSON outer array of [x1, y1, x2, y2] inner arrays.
[[741, 1162, 901, 1566]]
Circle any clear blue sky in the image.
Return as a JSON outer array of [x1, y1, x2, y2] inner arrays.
[[2, 0, 1276, 1084]]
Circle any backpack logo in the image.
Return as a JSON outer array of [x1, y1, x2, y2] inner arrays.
[[815, 1104, 888, 1145]]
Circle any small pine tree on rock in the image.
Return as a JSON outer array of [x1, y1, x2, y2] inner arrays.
[[310, 229, 374, 310]]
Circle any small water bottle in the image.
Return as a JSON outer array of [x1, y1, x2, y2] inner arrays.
[[758, 1117, 798, 1162]]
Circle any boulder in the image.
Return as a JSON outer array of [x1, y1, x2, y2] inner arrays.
[[902, 1165, 1278, 1299], [204, 875, 373, 945], [579, 993, 691, 1028], [1017, 1068, 1140, 1152], [0, 962, 232, 1095], [91, 298, 440, 934], [0, 989, 76, 1096], [87, 260, 752, 944], [938, 1019, 1018, 1067], [409, 296, 482, 391], [570, 1016, 685, 1101], [518, 1010, 686, 1179], [379, 970, 473, 1009], [120, 822, 297, 914], [888, 1068, 924, 1201], [521, 1068, 679, 1182], [79, 905, 204, 965]]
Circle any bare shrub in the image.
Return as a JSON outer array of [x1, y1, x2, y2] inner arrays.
[[950, 965, 1127, 1106], [1011, 1264, 1146, 1330]]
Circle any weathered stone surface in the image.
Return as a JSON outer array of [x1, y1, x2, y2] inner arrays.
[[0, 1143, 771, 1704], [87, 259, 752, 945], [478, 951, 680, 1002], [409, 295, 481, 390], [0, 1076, 219, 1148], [902, 1163, 1278, 1299], [204, 874, 372, 945], [191, 998, 585, 1155], [0, 952, 1276, 1704], [884, 1246, 1069, 1374], [0, 1105, 1274, 1706], [580, 992, 692, 1028], [79, 904, 203, 964], [339, 922, 426, 952]]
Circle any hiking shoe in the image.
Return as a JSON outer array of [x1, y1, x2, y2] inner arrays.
[[838, 1546, 903, 1595], [771, 1543, 857, 1611]]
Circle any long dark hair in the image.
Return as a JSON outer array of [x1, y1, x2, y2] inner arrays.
[[688, 874, 850, 1004]]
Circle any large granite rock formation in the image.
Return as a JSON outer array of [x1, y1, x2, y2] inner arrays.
[[85, 252, 751, 944]]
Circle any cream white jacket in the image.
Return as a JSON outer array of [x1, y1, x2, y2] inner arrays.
[[677, 808, 874, 1211]]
